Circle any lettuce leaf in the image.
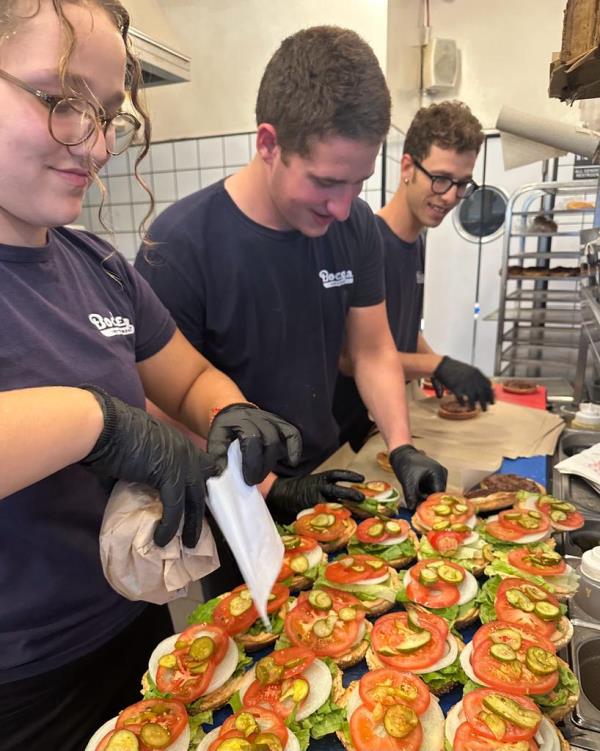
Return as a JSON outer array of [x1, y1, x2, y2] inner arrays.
[[187, 596, 221, 625], [352, 496, 398, 515], [313, 574, 396, 603], [275, 632, 293, 651], [187, 710, 213, 748], [462, 678, 482, 695], [246, 610, 285, 636], [278, 561, 322, 587], [475, 575, 501, 623], [348, 537, 416, 563], [534, 663, 579, 711], [485, 552, 579, 596], [421, 657, 467, 693]]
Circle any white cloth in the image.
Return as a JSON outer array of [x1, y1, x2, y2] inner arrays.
[[99, 480, 220, 605]]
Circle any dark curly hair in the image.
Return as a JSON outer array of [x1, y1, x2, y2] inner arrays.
[[256, 26, 391, 156], [403, 100, 483, 161]]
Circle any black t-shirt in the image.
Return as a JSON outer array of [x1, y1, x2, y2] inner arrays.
[[135, 180, 384, 475], [333, 216, 425, 448]]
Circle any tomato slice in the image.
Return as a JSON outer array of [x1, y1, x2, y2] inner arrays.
[[350, 704, 422, 751], [494, 578, 561, 639], [416, 494, 474, 529], [471, 639, 559, 696], [453, 721, 539, 751], [221, 707, 288, 746], [175, 624, 229, 662], [312, 502, 353, 519], [280, 534, 319, 554], [463, 689, 541, 742], [243, 680, 295, 719], [537, 498, 585, 531], [325, 554, 389, 584], [271, 646, 315, 678], [356, 518, 410, 544], [213, 592, 259, 636], [114, 698, 188, 748], [405, 561, 461, 609], [427, 529, 469, 555], [494, 510, 550, 536], [371, 611, 448, 671], [472, 621, 556, 654], [358, 669, 430, 715], [208, 729, 246, 751], [284, 589, 364, 658], [507, 548, 566, 577], [294, 511, 349, 542]]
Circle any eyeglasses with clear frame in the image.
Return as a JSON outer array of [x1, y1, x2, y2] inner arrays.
[[411, 157, 478, 199], [0, 69, 141, 155]]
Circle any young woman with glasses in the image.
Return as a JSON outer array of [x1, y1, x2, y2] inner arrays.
[[0, 3, 300, 748]]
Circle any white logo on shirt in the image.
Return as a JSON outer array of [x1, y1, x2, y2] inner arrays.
[[319, 269, 354, 289], [88, 312, 135, 337]]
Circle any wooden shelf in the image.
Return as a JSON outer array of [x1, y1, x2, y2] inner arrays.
[[549, 46, 600, 101]]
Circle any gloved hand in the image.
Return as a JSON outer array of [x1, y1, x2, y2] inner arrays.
[[80, 385, 216, 548], [208, 402, 302, 486], [389, 445, 447, 511], [266, 469, 366, 517], [431, 356, 495, 410]]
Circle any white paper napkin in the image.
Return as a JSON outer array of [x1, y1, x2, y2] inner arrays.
[[206, 440, 284, 628]]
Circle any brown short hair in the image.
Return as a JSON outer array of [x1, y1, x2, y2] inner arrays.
[[256, 26, 391, 156], [403, 100, 483, 161]]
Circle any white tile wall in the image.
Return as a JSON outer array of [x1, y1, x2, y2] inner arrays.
[[79, 133, 388, 262]]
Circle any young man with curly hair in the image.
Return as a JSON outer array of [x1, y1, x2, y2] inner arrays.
[[335, 100, 494, 448]]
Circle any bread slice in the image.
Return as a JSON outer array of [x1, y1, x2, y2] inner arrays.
[[235, 601, 290, 652], [366, 633, 464, 696], [320, 518, 358, 553], [334, 619, 372, 669], [542, 657, 580, 723], [438, 398, 480, 420], [550, 615, 573, 651]]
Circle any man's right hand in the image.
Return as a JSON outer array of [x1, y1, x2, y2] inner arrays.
[[388, 444, 447, 511], [266, 469, 365, 517], [80, 385, 216, 548]]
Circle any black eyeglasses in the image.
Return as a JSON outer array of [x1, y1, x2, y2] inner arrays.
[[412, 158, 478, 199], [0, 69, 141, 156]]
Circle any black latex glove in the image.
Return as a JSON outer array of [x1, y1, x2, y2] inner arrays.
[[208, 402, 302, 486], [389, 444, 448, 511], [431, 356, 495, 410], [266, 469, 366, 517], [80, 385, 216, 548]]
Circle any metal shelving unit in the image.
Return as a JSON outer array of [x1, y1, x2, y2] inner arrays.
[[489, 179, 598, 397]]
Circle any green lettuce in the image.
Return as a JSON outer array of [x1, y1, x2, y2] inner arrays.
[[187, 596, 221, 625], [278, 561, 323, 588], [246, 611, 285, 636], [313, 574, 396, 603], [534, 663, 579, 711], [187, 710, 213, 748], [348, 537, 416, 563], [475, 575, 501, 623], [421, 657, 467, 693], [143, 671, 171, 700], [485, 551, 579, 596], [462, 678, 482, 695], [352, 496, 399, 516]]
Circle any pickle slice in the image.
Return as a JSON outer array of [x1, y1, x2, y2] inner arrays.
[[229, 595, 254, 617], [253, 732, 283, 751], [432, 520, 450, 531], [368, 522, 385, 538], [482, 694, 540, 730], [517, 515, 540, 530], [450, 523, 470, 532], [383, 704, 419, 739], [490, 643, 517, 662], [550, 509, 567, 522], [139, 723, 170, 749], [290, 554, 309, 574], [234, 712, 260, 736], [505, 588, 534, 612], [310, 513, 335, 528], [158, 654, 177, 669], [280, 677, 309, 704], [308, 590, 332, 611], [312, 618, 334, 638], [282, 535, 301, 550], [454, 503, 468, 514], [534, 601, 560, 621], [418, 567, 438, 586], [105, 730, 139, 751], [338, 606, 357, 622], [520, 584, 547, 602], [438, 564, 464, 584], [396, 629, 431, 653], [385, 520, 402, 535], [525, 647, 558, 676], [433, 504, 451, 516], [366, 558, 385, 570], [255, 656, 284, 685], [216, 739, 252, 751], [480, 710, 506, 740], [189, 635, 215, 661]]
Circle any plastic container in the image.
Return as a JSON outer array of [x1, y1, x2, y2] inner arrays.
[[572, 403, 600, 431], [576, 545, 600, 620]]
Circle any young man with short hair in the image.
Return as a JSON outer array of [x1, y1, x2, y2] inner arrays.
[[136, 29, 446, 592], [335, 101, 494, 449]]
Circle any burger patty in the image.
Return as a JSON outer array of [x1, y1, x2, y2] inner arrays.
[[465, 473, 540, 498]]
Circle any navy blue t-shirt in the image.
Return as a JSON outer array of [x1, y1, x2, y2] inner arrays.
[[333, 216, 425, 447], [135, 181, 384, 475], [0, 227, 175, 683]]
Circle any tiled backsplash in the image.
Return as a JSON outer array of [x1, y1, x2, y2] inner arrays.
[[385, 125, 404, 200], [80, 131, 391, 261]]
